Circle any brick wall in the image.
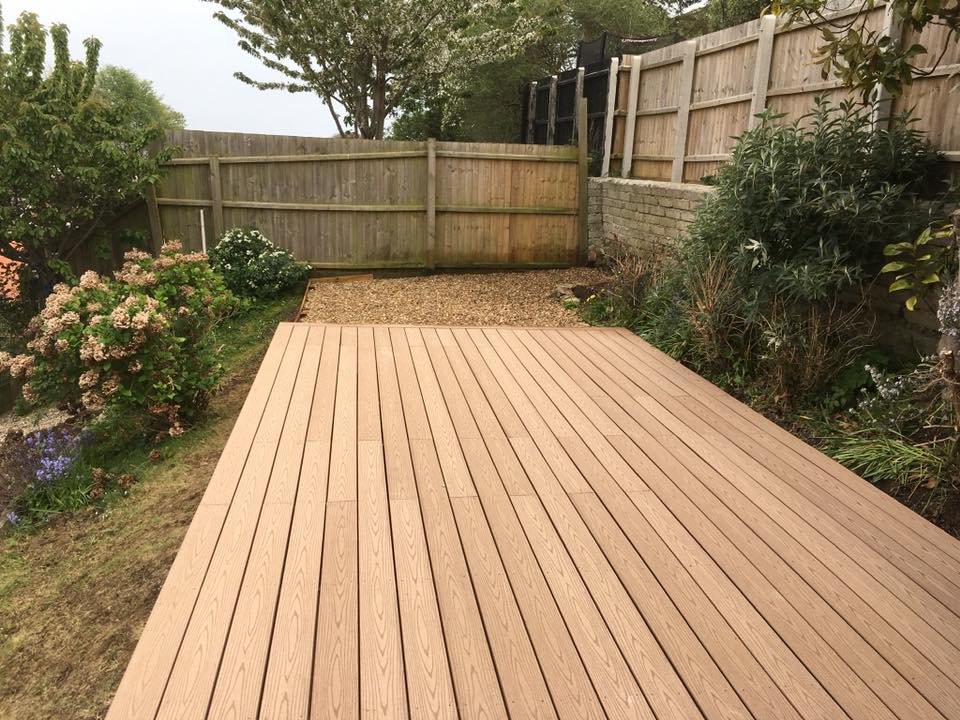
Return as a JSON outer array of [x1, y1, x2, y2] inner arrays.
[[588, 177, 712, 255]]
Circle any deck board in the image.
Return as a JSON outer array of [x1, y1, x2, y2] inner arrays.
[[108, 323, 960, 720]]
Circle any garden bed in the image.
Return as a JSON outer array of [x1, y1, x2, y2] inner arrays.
[[298, 268, 609, 326], [0, 293, 301, 719]]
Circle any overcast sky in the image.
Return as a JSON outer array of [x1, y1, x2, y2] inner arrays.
[[3, 0, 341, 137]]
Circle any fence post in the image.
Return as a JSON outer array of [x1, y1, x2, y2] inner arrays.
[[208, 156, 224, 241], [546, 75, 558, 145], [573, 67, 585, 140], [577, 95, 589, 264], [871, 2, 904, 129], [620, 56, 642, 178], [600, 56, 619, 177], [526, 82, 538, 143], [145, 184, 163, 254], [749, 15, 777, 128], [671, 40, 697, 183], [426, 139, 437, 269]]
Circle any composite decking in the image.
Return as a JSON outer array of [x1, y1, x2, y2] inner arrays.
[[108, 323, 960, 720]]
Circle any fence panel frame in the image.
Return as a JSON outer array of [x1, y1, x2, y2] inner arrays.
[[149, 132, 581, 269]]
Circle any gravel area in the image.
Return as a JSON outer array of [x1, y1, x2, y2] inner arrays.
[[298, 268, 610, 326], [0, 405, 71, 437]]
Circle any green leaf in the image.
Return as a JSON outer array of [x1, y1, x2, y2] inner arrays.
[[883, 242, 914, 255], [880, 261, 909, 273], [889, 278, 914, 292], [920, 272, 940, 284], [906, 295, 919, 311]]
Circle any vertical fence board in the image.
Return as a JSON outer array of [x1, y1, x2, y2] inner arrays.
[[671, 41, 698, 183], [577, 96, 589, 263], [526, 82, 538, 143], [546, 76, 558, 145], [426, 139, 437, 268], [750, 15, 777, 127], [620, 57, 643, 178], [208, 157, 224, 240], [600, 57, 620, 177]]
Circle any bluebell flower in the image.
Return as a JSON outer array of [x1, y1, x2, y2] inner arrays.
[[4, 511, 18, 525]]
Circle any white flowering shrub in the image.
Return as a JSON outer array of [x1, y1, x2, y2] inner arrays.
[[0, 241, 235, 433], [209, 228, 308, 298]]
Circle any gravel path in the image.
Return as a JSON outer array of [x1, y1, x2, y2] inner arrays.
[[298, 268, 609, 326]]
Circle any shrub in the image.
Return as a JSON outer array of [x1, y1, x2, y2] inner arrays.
[[0, 241, 235, 434], [209, 228, 308, 298], [602, 97, 950, 407], [698, 98, 946, 274]]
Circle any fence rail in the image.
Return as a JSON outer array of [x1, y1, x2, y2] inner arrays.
[[147, 131, 586, 269]]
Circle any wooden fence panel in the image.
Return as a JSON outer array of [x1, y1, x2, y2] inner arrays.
[[602, 3, 960, 184], [149, 132, 580, 268]]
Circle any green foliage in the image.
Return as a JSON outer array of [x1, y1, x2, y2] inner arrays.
[[0, 242, 236, 435], [821, 359, 956, 496], [701, 0, 768, 33], [882, 222, 955, 310], [209, 228, 309, 299], [207, 0, 544, 139], [94, 65, 185, 131], [696, 98, 945, 275], [388, 0, 671, 142], [775, 0, 959, 102], [0, 9, 170, 299], [827, 430, 950, 490], [595, 98, 949, 408], [820, 349, 892, 414]]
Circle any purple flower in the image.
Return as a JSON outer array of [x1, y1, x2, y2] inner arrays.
[[4, 511, 18, 525]]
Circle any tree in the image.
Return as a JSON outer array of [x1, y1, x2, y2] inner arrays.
[[95, 65, 185, 130], [0, 8, 169, 301], [776, 0, 959, 101], [207, 0, 541, 139], [390, 0, 671, 142]]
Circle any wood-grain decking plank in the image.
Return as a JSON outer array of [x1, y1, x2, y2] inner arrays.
[[610, 327, 960, 571], [312, 499, 359, 719], [155, 324, 310, 720], [358, 325, 408, 720], [534, 328, 952, 720], [602, 328, 960, 600], [259, 325, 341, 718], [109, 323, 960, 720], [206, 325, 324, 719], [573, 330, 960, 714], [391, 326, 508, 719], [106, 320, 294, 720]]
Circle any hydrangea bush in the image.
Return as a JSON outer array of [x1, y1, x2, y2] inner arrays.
[[208, 227, 308, 298], [0, 241, 235, 433]]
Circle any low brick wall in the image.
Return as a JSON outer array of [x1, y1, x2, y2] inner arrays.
[[588, 177, 712, 255]]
